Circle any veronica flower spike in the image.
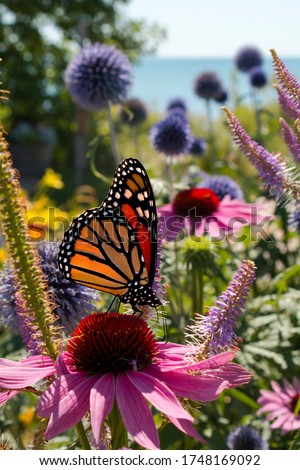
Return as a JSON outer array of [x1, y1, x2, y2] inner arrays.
[[186, 260, 256, 355], [223, 107, 300, 203], [158, 187, 272, 241]]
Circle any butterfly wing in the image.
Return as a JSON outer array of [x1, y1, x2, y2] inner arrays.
[[58, 158, 160, 307]]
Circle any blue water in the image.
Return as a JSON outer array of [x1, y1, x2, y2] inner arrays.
[[130, 57, 300, 114]]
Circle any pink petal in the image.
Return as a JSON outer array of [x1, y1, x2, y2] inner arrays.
[[0, 389, 19, 406], [90, 373, 115, 448], [43, 375, 97, 440], [116, 373, 159, 450], [168, 416, 207, 445], [0, 355, 55, 388], [127, 370, 192, 420], [148, 367, 227, 401], [38, 372, 88, 417]]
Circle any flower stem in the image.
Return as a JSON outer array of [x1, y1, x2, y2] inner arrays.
[[106, 101, 121, 166], [108, 401, 128, 450], [75, 421, 91, 450], [168, 156, 175, 201], [251, 87, 262, 141]]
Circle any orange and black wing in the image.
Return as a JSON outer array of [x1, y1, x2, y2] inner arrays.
[[58, 158, 160, 308]]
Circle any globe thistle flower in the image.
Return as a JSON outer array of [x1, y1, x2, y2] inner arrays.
[[227, 426, 268, 450], [149, 113, 193, 157], [235, 46, 263, 73], [65, 42, 132, 111], [249, 67, 268, 88], [0, 312, 252, 449], [198, 175, 244, 200], [258, 378, 300, 434], [288, 205, 300, 234], [166, 97, 188, 114], [119, 98, 148, 127], [193, 72, 223, 100], [186, 260, 256, 355], [189, 137, 207, 157], [214, 89, 229, 103], [0, 242, 99, 336]]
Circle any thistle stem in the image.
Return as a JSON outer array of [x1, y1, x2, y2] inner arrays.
[[168, 156, 175, 201], [106, 101, 121, 166]]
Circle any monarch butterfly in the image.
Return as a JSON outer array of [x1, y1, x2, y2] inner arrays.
[[58, 158, 161, 310]]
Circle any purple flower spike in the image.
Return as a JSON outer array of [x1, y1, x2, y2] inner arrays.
[[271, 49, 300, 112], [65, 42, 132, 111], [223, 108, 287, 200], [187, 260, 256, 355], [280, 118, 300, 163], [274, 85, 300, 121]]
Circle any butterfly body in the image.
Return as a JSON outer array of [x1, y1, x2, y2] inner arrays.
[[58, 159, 161, 310]]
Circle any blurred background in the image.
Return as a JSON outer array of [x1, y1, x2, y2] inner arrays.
[[0, 0, 299, 201]]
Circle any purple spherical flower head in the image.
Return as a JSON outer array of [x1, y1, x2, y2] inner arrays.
[[193, 72, 223, 100], [235, 46, 263, 73], [214, 89, 229, 103], [166, 97, 188, 114], [189, 137, 207, 157], [227, 426, 268, 450], [289, 206, 300, 234], [0, 242, 99, 335], [119, 98, 148, 126], [65, 42, 132, 111], [149, 113, 193, 156], [199, 175, 243, 200], [249, 66, 268, 88]]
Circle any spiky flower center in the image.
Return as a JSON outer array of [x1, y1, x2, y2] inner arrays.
[[173, 188, 220, 217], [67, 313, 159, 376]]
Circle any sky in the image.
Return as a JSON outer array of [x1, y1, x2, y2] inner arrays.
[[126, 0, 300, 58]]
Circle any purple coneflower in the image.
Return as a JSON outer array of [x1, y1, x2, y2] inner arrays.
[[0, 312, 252, 449], [65, 43, 132, 111], [227, 425, 268, 450], [235, 46, 263, 73], [158, 188, 271, 241], [258, 378, 300, 434]]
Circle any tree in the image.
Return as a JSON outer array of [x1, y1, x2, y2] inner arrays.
[[0, 0, 165, 163]]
